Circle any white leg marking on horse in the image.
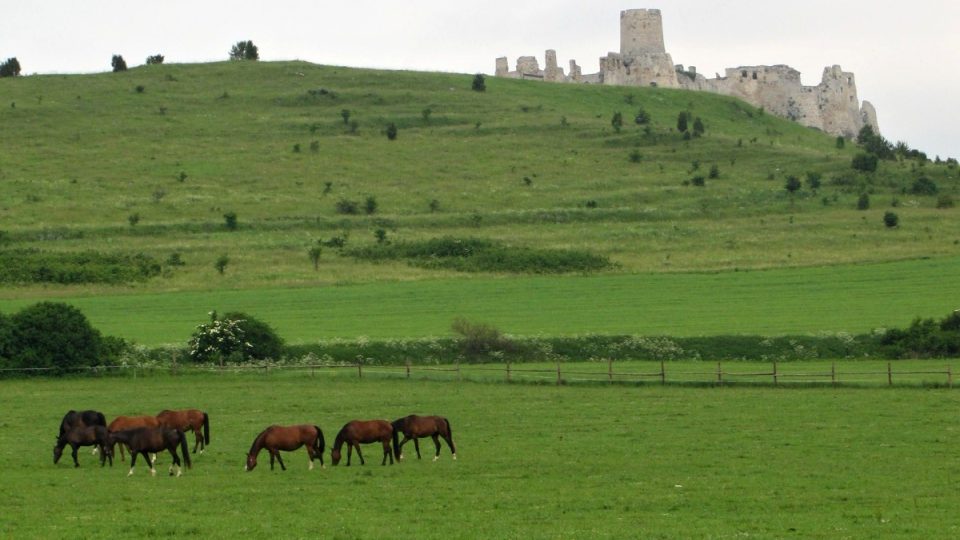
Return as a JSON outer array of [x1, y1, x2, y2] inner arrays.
[[176, 466, 182, 477], [452, 453, 457, 460], [150, 467, 156, 477], [433, 455, 439, 462], [309, 461, 314, 471], [128, 468, 134, 476], [199, 449, 205, 454]]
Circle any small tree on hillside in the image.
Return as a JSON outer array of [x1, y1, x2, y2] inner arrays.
[[677, 111, 689, 133], [308, 245, 322, 270], [229, 40, 259, 61], [692, 117, 705, 137], [0, 57, 21, 77], [214, 254, 230, 275], [145, 54, 165, 65], [611, 112, 623, 133], [472, 73, 486, 92], [111, 55, 128, 72]]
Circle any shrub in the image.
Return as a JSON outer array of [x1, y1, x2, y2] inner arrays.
[[364, 196, 378, 215], [852, 153, 878, 172], [422, 108, 432, 122], [214, 254, 229, 274], [856, 125, 894, 159], [0, 57, 21, 77], [451, 317, 513, 360], [374, 228, 388, 244], [806, 172, 822, 192], [883, 211, 899, 228], [166, 252, 185, 266], [128, 213, 140, 227], [936, 194, 954, 209], [223, 211, 238, 230], [308, 246, 322, 270], [634, 108, 650, 125], [692, 117, 705, 137], [8, 302, 106, 373], [676, 112, 688, 133], [910, 176, 938, 196], [690, 176, 705, 187], [111, 55, 127, 72], [385, 123, 397, 140], [335, 199, 359, 215], [135, 85, 145, 94], [229, 40, 259, 61], [221, 311, 284, 360], [188, 314, 250, 365], [611, 112, 623, 133], [472, 73, 486, 92], [428, 199, 440, 213], [708, 164, 720, 179], [341, 109, 351, 124], [857, 193, 870, 210], [835, 136, 846, 149], [628, 149, 642, 163], [145, 54, 164, 65], [0, 249, 160, 285], [785, 176, 802, 195]]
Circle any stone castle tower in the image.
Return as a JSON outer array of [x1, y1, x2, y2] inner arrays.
[[494, 8, 879, 138]]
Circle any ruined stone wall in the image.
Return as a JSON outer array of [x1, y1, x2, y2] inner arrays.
[[620, 9, 666, 56]]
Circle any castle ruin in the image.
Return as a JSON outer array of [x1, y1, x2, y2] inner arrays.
[[495, 9, 879, 138]]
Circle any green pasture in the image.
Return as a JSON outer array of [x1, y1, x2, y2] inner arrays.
[[1, 256, 959, 346], [2, 374, 958, 538]]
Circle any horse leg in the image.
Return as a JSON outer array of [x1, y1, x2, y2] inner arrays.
[[169, 446, 180, 476], [346, 444, 353, 466], [145, 451, 157, 476], [414, 438, 422, 460], [276, 452, 286, 471], [307, 446, 315, 470], [70, 444, 80, 468], [431, 434, 442, 461], [128, 452, 138, 476], [192, 430, 202, 454], [382, 440, 393, 465], [269, 451, 276, 470]]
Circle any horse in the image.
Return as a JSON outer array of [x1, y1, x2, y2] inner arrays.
[[156, 409, 210, 455], [331, 420, 394, 466], [59, 409, 107, 455], [109, 427, 190, 477], [108, 415, 160, 462], [245, 425, 324, 472], [391, 415, 457, 462], [54, 425, 114, 467]]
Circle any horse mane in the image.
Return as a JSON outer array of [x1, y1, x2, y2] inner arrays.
[[333, 424, 350, 451], [248, 427, 271, 456]]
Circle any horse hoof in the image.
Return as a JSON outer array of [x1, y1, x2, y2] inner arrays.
[[127, 470, 134, 476], [452, 454, 457, 460], [176, 470, 182, 477], [432, 456, 439, 462], [150, 469, 157, 477]]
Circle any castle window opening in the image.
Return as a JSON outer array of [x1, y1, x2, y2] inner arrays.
[[741, 70, 748, 78], [752, 72, 758, 80]]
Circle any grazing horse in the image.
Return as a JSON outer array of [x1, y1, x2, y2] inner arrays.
[[391, 415, 457, 462], [108, 415, 160, 462], [245, 425, 325, 472], [110, 427, 190, 477], [156, 409, 210, 455], [59, 410, 107, 455], [54, 425, 114, 467], [331, 420, 394, 466]]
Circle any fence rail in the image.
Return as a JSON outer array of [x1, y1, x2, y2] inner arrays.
[[1, 360, 955, 388]]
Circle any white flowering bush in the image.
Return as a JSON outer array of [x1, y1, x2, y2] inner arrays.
[[188, 316, 252, 364]]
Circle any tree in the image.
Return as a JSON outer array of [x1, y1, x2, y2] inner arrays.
[[883, 211, 899, 228], [785, 176, 802, 195], [385, 123, 398, 141], [111, 55, 127, 72], [214, 254, 229, 275], [857, 193, 870, 210], [835, 136, 846, 149], [0, 57, 21, 77], [364, 196, 378, 215], [634, 108, 651, 125], [856, 125, 894, 160], [692, 117, 705, 137], [852, 153, 878, 172], [229, 40, 259, 61], [611, 112, 623, 133], [472, 73, 486, 92], [677, 112, 688, 133], [308, 245, 322, 270], [806, 172, 822, 192], [9, 302, 104, 373], [145, 54, 165, 65], [221, 311, 284, 360], [223, 211, 238, 230], [910, 176, 938, 196], [340, 109, 351, 125]]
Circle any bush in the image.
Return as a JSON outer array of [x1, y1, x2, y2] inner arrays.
[[806, 172, 822, 191], [214, 254, 229, 274], [634, 108, 650, 125], [690, 176, 705, 187], [111, 55, 127, 72], [451, 317, 513, 359], [188, 314, 250, 365], [472, 73, 486, 92], [223, 211, 238, 230], [936, 194, 954, 209], [386, 123, 398, 140], [857, 193, 870, 210], [883, 211, 899, 228], [364, 196, 378, 215], [335, 199, 359, 215], [1, 57, 22, 77], [692, 117, 705, 137], [628, 149, 642, 163], [708, 164, 720, 179], [910, 176, 938, 196], [785, 176, 802, 194], [856, 125, 894, 160], [676, 112, 688, 133], [221, 311, 284, 360], [0, 249, 161, 285], [8, 302, 107, 373], [145, 54, 164, 65], [852, 153, 878, 172], [835, 136, 845, 149], [611, 112, 623, 133]]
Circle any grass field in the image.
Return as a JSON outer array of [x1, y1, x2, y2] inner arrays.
[[2, 374, 959, 538]]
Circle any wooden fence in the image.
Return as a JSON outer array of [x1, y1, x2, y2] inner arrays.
[[2, 361, 954, 388]]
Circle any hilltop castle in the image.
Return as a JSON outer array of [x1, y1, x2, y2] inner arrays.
[[495, 9, 879, 138]]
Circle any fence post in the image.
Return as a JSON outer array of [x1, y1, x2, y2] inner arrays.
[[831, 362, 836, 386], [717, 362, 723, 386], [773, 361, 778, 386], [949, 365, 953, 389], [556, 362, 562, 386], [406, 361, 411, 379], [358, 363, 362, 379], [608, 359, 613, 384], [456, 360, 461, 382], [506, 362, 511, 382], [660, 360, 666, 385], [888, 362, 893, 386]]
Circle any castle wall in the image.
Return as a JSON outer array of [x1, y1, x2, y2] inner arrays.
[[493, 8, 878, 137]]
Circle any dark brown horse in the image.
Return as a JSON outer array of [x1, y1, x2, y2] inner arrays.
[[110, 427, 191, 477], [245, 425, 325, 471], [156, 409, 210, 455], [391, 415, 457, 461], [59, 409, 108, 457], [331, 420, 394, 466], [54, 425, 114, 467], [108, 415, 160, 462]]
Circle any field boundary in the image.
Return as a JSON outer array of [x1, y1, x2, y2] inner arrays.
[[2, 360, 954, 388]]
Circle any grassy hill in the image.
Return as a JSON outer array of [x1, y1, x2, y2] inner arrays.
[[1, 61, 958, 342]]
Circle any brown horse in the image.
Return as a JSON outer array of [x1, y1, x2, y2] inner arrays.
[[54, 425, 114, 467], [108, 415, 160, 462], [110, 427, 191, 477], [156, 409, 210, 455], [391, 415, 457, 461], [245, 425, 325, 471], [331, 420, 394, 466]]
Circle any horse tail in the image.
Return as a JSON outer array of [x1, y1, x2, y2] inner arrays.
[[313, 426, 325, 454], [202, 412, 210, 445], [391, 420, 402, 461], [179, 430, 192, 469], [444, 418, 456, 454]]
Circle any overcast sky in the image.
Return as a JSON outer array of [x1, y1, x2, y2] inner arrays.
[[3, 1, 957, 158]]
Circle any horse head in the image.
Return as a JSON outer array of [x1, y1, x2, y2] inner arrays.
[[53, 444, 63, 464], [244, 453, 257, 471], [330, 448, 342, 466]]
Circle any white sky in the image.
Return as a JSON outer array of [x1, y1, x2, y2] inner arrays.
[[2, 1, 958, 158]]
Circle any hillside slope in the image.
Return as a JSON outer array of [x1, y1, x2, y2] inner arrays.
[[0, 61, 957, 295]]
